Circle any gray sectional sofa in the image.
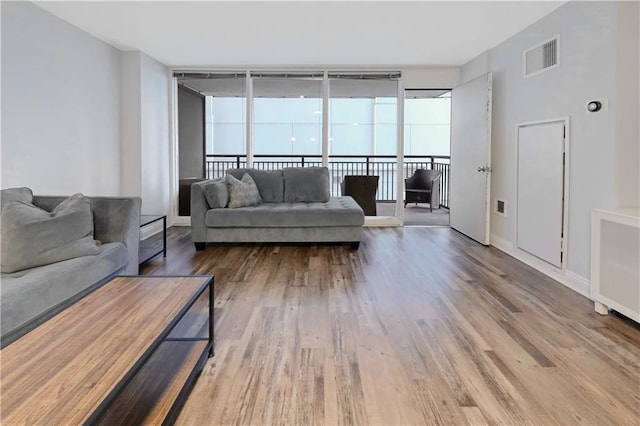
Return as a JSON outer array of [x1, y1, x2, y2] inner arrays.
[[0, 188, 141, 347], [191, 167, 365, 249]]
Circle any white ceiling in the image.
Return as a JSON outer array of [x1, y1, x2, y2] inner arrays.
[[35, 1, 566, 68]]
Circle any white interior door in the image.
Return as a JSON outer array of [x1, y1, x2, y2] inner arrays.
[[517, 121, 565, 267], [450, 73, 492, 244]]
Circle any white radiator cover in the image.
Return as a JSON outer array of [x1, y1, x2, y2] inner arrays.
[[590, 208, 640, 323]]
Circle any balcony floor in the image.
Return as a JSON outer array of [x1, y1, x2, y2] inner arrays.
[[376, 202, 450, 226]]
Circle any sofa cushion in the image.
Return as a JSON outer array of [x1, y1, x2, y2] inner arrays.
[[1, 194, 100, 273], [227, 169, 284, 203], [1, 187, 33, 209], [283, 167, 330, 203], [0, 242, 127, 338], [203, 178, 228, 209], [226, 173, 262, 208], [205, 196, 364, 228]]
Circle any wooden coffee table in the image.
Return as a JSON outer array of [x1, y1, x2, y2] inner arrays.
[[0, 275, 214, 425]]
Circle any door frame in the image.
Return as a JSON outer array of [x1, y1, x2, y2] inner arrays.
[[514, 117, 571, 272], [402, 88, 453, 228]]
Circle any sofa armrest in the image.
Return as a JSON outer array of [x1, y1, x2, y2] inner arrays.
[[190, 181, 211, 243], [34, 196, 142, 275]]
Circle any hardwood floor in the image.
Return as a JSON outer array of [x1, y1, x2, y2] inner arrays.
[[140, 227, 640, 425]]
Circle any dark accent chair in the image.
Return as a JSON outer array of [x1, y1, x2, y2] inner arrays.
[[341, 175, 379, 216], [404, 169, 442, 212], [179, 178, 206, 216]]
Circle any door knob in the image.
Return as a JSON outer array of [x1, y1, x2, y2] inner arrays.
[[477, 166, 492, 172]]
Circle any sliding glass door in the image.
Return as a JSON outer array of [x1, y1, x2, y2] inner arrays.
[[329, 74, 400, 219]]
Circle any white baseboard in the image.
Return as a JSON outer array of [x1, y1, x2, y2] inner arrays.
[[364, 216, 402, 227], [490, 233, 591, 298], [172, 216, 191, 227], [489, 233, 514, 252], [564, 270, 591, 298]]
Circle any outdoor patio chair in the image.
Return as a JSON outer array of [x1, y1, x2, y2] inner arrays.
[[341, 175, 379, 216], [404, 169, 441, 212]]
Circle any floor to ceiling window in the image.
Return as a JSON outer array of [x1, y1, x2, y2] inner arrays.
[[205, 76, 247, 161], [252, 73, 323, 169], [328, 74, 399, 218], [175, 70, 403, 222]]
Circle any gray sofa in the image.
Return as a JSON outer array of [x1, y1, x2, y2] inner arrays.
[[0, 190, 141, 347], [191, 167, 365, 249]]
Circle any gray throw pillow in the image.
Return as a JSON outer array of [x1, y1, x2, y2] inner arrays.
[[203, 178, 228, 209], [226, 173, 262, 208], [0, 194, 100, 273], [283, 167, 331, 203], [227, 169, 284, 203], [0, 187, 33, 209]]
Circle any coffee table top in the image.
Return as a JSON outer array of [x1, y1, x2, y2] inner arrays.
[[0, 275, 212, 425]]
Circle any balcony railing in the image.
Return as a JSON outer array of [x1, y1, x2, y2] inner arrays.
[[205, 154, 450, 208]]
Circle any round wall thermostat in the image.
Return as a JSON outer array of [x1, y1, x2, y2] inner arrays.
[[587, 101, 602, 112]]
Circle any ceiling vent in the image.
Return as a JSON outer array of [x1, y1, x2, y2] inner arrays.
[[523, 36, 559, 78]]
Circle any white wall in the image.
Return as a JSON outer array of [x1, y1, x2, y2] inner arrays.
[[140, 53, 171, 215], [460, 1, 639, 290], [1, 1, 121, 195], [403, 67, 460, 89], [119, 51, 171, 216], [120, 52, 142, 198], [613, 2, 640, 208], [459, 52, 489, 84]]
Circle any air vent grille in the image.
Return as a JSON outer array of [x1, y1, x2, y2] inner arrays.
[[524, 37, 559, 77]]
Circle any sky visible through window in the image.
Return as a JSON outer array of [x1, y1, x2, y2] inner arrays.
[[206, 96, 450, 157]]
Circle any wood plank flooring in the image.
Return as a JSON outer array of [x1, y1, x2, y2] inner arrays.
[[140, 227, 640, 425]]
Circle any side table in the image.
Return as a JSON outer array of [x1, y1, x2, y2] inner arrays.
[[139, 215, 167, 270]]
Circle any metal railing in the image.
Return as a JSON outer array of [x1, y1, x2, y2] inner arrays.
[[205, 154, 450, 208]]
